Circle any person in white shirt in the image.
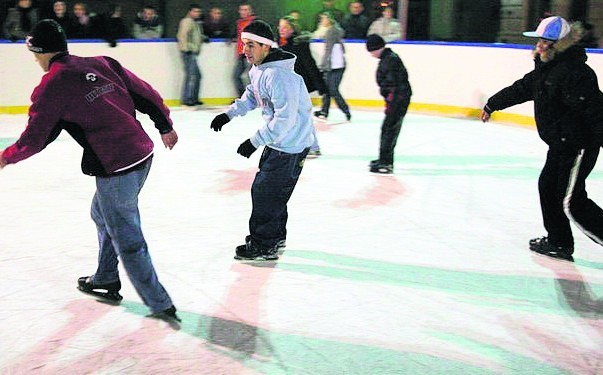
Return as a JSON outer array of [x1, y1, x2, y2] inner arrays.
[[367, 6, 401, 43]]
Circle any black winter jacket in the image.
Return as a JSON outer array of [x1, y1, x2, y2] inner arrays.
[[376, 48, 412, 101], [281, 33, 326, 95], [485, 45, 603, 149]]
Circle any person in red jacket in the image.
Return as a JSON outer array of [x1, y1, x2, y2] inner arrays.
[[0, 19, 180, 323], [232, 3, 256, 96]]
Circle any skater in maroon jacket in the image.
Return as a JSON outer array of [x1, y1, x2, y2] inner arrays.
[[0, 19, 180, 323]]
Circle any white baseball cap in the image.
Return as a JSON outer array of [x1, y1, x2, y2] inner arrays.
[[523, 16, 570, 41]]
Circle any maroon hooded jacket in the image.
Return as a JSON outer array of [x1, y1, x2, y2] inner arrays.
[[3, 52, 173, 176]]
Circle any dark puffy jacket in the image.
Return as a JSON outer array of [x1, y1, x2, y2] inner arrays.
[[376, 48, 412, 100], [280, 32, 326, 94], [486, 45, 603, 149]]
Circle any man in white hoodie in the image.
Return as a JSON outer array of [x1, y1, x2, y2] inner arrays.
[[210, 19, 314, 261]]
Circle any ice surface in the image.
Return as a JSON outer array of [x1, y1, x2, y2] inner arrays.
[[0, 108, 602, 374]]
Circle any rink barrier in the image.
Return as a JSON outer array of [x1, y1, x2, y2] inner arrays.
[[1, 38, 602, 127]]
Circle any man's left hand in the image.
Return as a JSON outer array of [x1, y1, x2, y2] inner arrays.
[[237, 139, 257, 158], [161, 130, 178, 150]]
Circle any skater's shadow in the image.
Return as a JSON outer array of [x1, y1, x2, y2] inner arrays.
[[206, 262, 276, 357], [533, 255, 603, 319]]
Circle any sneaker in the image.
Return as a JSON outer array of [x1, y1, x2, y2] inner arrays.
[[307, 150, 322, 158], [181, 104, 198, 111], [234, 242, 279, 261], [370, 163, 394, 175], [369, 159, 380, 167], [529, 236, 574, 262], [314, 111, 327, 121], [276, 239, 286, 249]]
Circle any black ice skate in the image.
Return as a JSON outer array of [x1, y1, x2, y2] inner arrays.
[[234, 239, 279, 261], [529, 236, 574, 262], [149, 305, 181, 324], [370, 163, 394, 175], [313, 111, 327, 121], [77, 276, 123, 303]]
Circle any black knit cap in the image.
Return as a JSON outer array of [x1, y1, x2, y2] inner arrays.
[[366, 34, 386, 51], [26, 19, 68, 53], [242, 19, 276, 47]]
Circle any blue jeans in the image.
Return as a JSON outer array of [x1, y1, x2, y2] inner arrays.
[[181, 52, 201, 105], [321, 68, 350, 117], [249, 147, 310, 249], [90, 158, 173, 313]]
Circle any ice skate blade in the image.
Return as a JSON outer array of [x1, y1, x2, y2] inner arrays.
[[77, 287, 123, 304], [369, 171, 395, 176], [529, 247, 574, 262], [234, 254, 279, 261], [147, 312, 182, 330]]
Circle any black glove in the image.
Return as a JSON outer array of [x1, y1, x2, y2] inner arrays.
[[237, 139, 257, 158], [210, 113, 230, 132]]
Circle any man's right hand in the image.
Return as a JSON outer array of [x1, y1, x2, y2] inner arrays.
[[210, 113, 231, 132]]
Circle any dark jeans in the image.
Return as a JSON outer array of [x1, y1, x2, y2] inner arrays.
[[379, 97, 410, 165], [90, 158, 173, 313], [233, 54, 249, 97], [249, 147, 310, 249], [539, 146, 603, 248], [321, 68, 350, 117], [181, 52, 201, 105]]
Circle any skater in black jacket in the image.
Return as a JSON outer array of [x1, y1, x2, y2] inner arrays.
[[481, 16, 603, 262], [366, 34, 412, 175]]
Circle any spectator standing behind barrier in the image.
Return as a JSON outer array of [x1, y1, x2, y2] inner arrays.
[[0, 19, 181, 323], [367, 6, 401, 42], [3, 0, 38, 41], [49, 1, 71, 33], [132, 5, 163, 39], [69, 2, 94, 38], [341, 1, 370, 39], [210, 19, 314, 261], [366, 34, 411, 175], [101, 4, 130, 46], [233, 3, 256, 97], [314, 0, 343, 30], [314, 11, 351, 122], [203, 7, 230, 39], [279, 15, 326, 158], [481, 16, 603, 262], [177, 4, 206, 108]]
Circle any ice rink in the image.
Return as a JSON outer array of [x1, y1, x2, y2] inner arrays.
[[1, 107, 602, 374]]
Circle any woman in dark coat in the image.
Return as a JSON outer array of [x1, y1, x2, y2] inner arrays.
[[279, 15, 326, 157]]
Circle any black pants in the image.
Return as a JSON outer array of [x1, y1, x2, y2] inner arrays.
[[539, 146, 603, 248], [379, 97, 410, 165], [249, 147, 309, 250], [321, 68, 350, 117]]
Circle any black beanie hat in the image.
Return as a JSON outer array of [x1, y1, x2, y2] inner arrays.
[[366, 34, 386, 52], [241, 19, 277, 48], [26, 19, 68, 53]]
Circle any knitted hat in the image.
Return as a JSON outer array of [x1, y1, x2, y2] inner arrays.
[[26, 19, 68, 53], [242, 19, 277, 48], [523, 16, 570, 41], [366, 34, 386, 51]]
